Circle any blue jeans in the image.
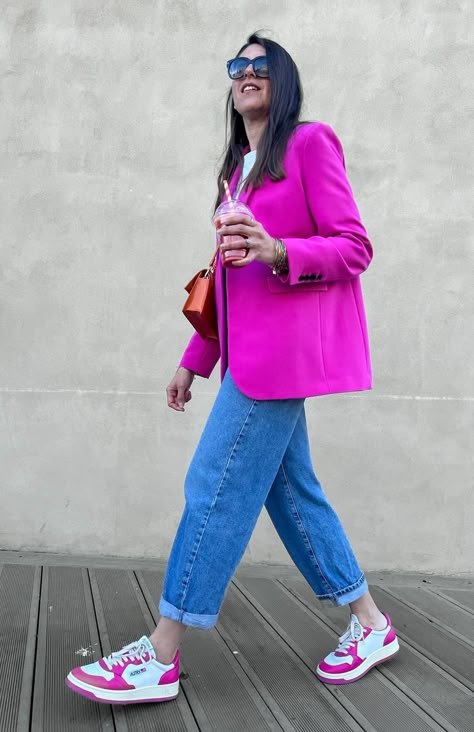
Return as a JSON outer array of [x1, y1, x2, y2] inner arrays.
[[160, 371, 367, 629]]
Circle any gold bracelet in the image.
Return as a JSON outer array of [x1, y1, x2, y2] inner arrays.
[[272, 238, 289, 276]]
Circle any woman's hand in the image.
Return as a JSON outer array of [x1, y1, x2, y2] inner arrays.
[[217, 213, 276, 268], [166, 367, 194, 412]]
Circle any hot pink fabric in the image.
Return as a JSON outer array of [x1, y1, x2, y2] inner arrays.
[[180, 122, 373, 400], [73, 667, 134, 690], [159, 665, 179, 685], [159, 651, 180, 685], [383, 627, 397, 646]]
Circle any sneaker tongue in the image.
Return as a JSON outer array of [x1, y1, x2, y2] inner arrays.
[[137, 636, 156, 658]]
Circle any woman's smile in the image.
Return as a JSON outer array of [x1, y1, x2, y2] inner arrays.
[[241, 83, 261, 93]]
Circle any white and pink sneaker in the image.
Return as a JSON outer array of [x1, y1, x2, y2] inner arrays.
[[316, 613, 399, 684], [66, 636, 179, 704]]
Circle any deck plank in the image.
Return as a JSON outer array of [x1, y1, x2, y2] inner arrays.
[[385, 586, 473, 644], [16, 565, 41, 732], [433, 588, 474, 614], [0, 564, 39, 732]]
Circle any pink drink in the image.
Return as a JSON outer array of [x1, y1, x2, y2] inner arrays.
[[214, 200, 253, 267]]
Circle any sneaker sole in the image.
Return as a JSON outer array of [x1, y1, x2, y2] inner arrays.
[[316, 637, 400, 685], [65, 674, 179, 704]]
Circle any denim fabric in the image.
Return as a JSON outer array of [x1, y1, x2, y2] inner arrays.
[[159, 371, 367, 629]]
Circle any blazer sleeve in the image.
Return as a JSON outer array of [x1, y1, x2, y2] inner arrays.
[[179, 331, 220, 378], [284, 123, 373, 284]]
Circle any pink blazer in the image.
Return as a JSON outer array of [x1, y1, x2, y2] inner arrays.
[[180, 122, 373, 400]]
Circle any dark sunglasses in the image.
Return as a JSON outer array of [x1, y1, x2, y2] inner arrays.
[[226, 56, 270, 80]]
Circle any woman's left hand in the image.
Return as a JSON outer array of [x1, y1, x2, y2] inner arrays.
[[216, 213, 276, 268]]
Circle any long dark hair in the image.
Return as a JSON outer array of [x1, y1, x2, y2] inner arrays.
[[215, 32, 303, 210]]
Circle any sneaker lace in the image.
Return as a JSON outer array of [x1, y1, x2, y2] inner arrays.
[[103, 640, 150, 670], [335, 617, 364, 655]]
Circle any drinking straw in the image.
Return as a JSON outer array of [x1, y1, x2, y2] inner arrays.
[[223, 179, 234, 207]]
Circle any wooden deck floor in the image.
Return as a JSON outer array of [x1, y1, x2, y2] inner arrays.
[[0, 551, 472, 731]]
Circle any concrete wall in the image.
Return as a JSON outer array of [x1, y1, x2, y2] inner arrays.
[[1, 1, 472, 574]]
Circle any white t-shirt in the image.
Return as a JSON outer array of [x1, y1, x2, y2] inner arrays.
[[235, 149, 257, 199]]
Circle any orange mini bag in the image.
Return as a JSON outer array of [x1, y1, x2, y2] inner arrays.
[[182, 250, 218, 340]]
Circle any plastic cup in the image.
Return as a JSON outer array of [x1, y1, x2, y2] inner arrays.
[[214, 199, 253, 267]]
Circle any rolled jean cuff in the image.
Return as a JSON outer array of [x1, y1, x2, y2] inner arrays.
[[159, 596, 218, 629], [318, 575, 368, 608]]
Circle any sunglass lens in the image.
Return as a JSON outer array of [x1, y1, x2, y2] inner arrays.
[[228, 58, 247, 79], [254, 57, 269, 78]]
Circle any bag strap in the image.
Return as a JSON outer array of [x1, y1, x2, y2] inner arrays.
[[205, 248, 218, 276], [209, 248, 218, 267]]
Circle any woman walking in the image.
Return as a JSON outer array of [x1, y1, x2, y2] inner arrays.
[[66, 32, 399, 705]]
